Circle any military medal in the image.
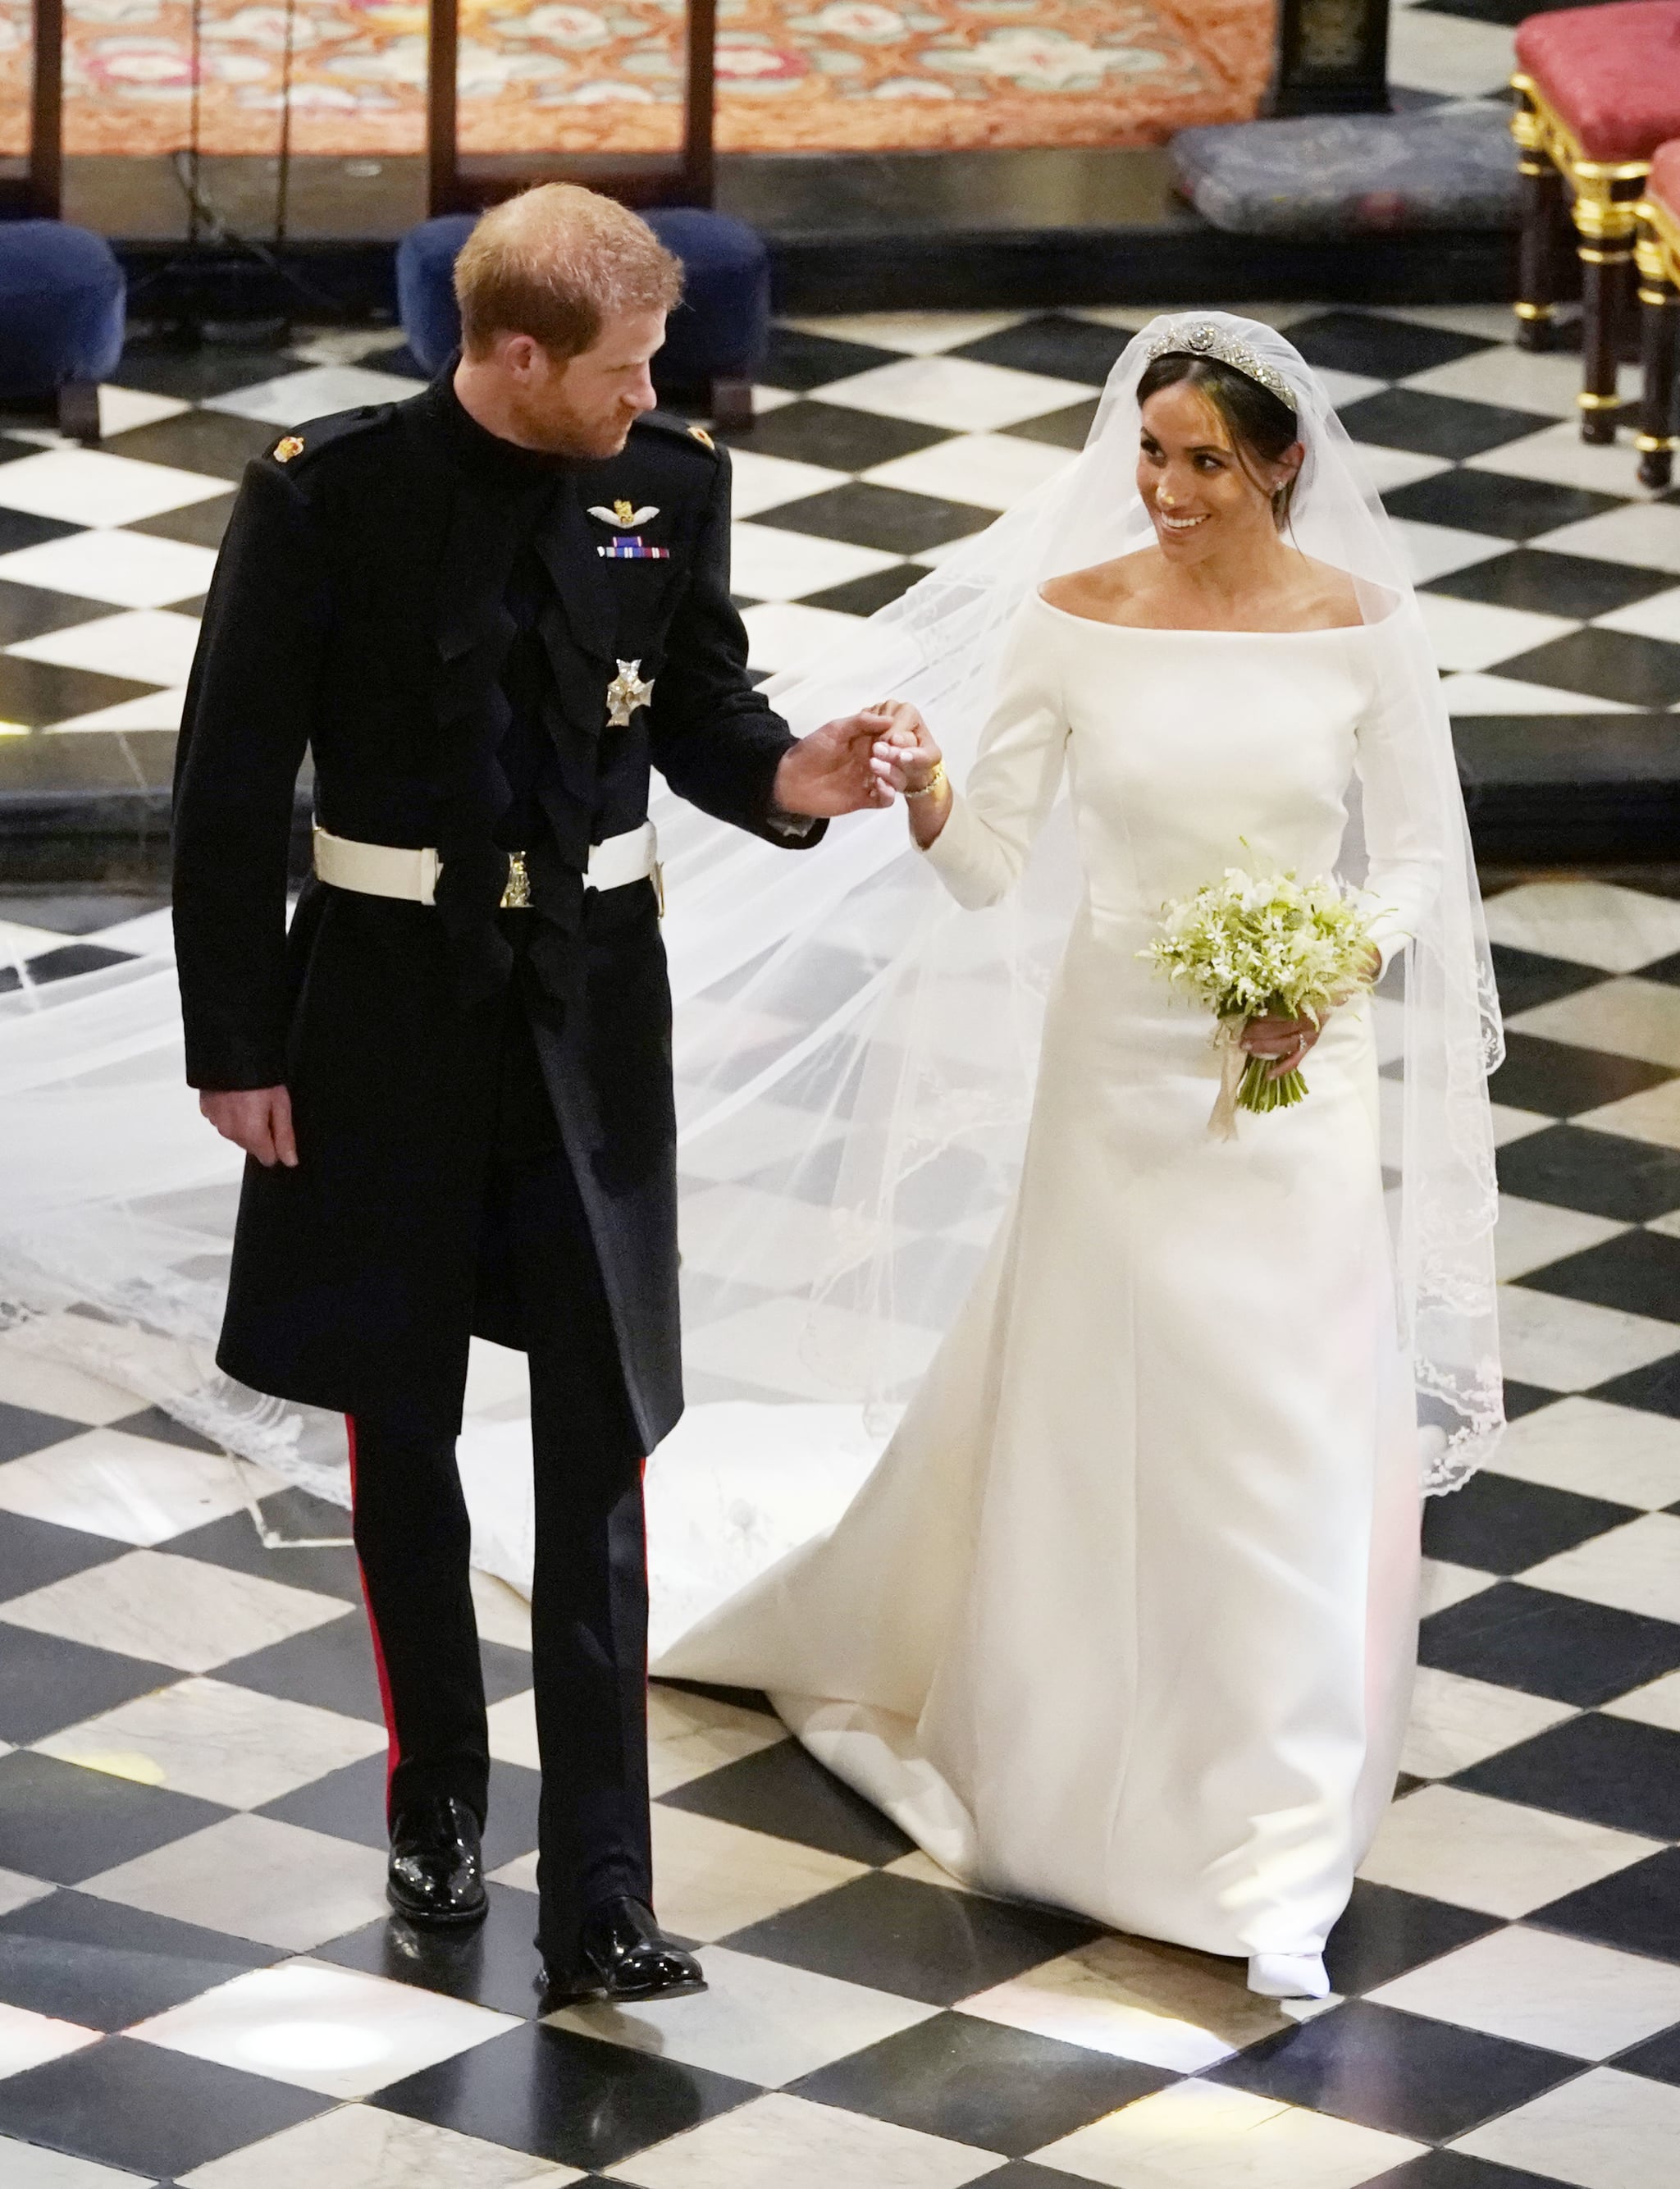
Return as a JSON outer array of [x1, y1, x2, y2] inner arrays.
[[605, 660, 655, 729], [589, 497, 669, 561]]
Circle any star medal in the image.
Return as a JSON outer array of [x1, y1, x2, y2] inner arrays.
[[605, 659, 655, 729]]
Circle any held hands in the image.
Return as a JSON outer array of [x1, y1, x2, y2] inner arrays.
[[201, 1085, 299, 1168], [774, 707, 915, 817], [1239, 944, 1383, 1081], [866, 706, 952, 848]]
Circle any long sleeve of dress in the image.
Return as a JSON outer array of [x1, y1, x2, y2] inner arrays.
[[920, 601, 1068, 911], [1354, 630, 1445, 974]]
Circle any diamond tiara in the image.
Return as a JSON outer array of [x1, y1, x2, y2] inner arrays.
[[1141, 323, 1299, 415]]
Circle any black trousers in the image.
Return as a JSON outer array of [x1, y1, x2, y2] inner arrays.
[[347, 1022, 651, 1965]]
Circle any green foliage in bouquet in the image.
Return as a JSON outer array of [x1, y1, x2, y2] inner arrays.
[[1144, 866, 1380, 1122]]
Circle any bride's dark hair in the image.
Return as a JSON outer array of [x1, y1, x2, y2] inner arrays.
[[1135, 354, 1303, 530]]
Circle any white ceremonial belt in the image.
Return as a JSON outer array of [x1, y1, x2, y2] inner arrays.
[[312, 820, 661, 911]]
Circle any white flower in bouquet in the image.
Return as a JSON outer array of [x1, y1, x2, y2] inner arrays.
[[1144, 865, 1381, 1133]]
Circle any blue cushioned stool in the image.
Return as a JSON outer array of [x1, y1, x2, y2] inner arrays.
[[0, 221, 126, 444], [397, 206, 770, 431]]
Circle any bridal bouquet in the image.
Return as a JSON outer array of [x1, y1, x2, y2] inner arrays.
[[1144, 867, 1379, 1135]]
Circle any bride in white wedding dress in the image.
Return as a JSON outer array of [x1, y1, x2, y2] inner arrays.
[[655, 318, 1503, 2002], [0, 316, 1502, 2008]]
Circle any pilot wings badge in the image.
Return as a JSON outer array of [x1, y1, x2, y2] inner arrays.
[[589, 499, 670, 560]]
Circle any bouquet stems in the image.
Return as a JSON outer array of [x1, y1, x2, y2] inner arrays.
[[1238, 1053, 1307, 1115]]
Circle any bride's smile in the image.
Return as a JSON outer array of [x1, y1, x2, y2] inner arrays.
[[1137, 378, 1303, 564]]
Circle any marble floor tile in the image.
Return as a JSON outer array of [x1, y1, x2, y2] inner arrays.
[[0, 1869, 52, 1918], [80, 1812, 390, 1952], [1454, 2064, 1680, 2188], [604, 2089, 1000, 2188], [958, 1931, 1291, 2073], [0, 1997, 101, 2077], [1029, 2076, 1422, 2189], [1489, 1102, 1554, 1148], [549, 1942, 936, 2086], [0, 1332, 149, 1428], [0, 528, 218, 609], [646, 1684, 788, 1798], [1522, 1515, 1680, 1624], [35, 1675, 386, 1808], [1371, 1923, 1680, 2060], [1577, 1079, 1680, 1150], [1415, 593, 1578, 674], [48, 686, 187, 733], [1468, 421, 1655, 497], [1493, 1200, 1629, 1283], [1385, 7, 1513, 96], [485, 1689, 538, 1772], [1494, 1287, 1680, 1394], [1399, 1669, 1577, 1780], [179, 2103, 583, 2186], [811, 355, 1097, 434], [469, 1571, 532, 1656], [0, 2136, 158, 2185], [1537, 501, 1680, 574], [0, 1548, 350, 1673], [1602, 1667, 1680, 1734], [0, 1887, 276, 2031], [723, 448, 851, 520], [0, 450, 231, 528], [0, 1428, 256, 1545], [500, 1806, 866, 1943], [862, 434, 1073, 513], [1486, 1396, 1680, 1509], [1441, 671, 1637, 715], [740, 601, 870, 675], [1481, 884, 1680, 977], [1419, 1559, 1500, 1615], [1356, 1786, 1662, 1917], [7, 607, 202, 688], [1510, 979, 1680, 1071], [203, 364, 426, 427], [1405, 348, 1633, 424], [728, 522, 899, 603], [783, 310, 1030, 356], [132, 1957, 518, 2100]]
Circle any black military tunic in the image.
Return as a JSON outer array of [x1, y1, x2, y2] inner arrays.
[[174, 363, 824, 1963], [173, 364, 821, 1446]]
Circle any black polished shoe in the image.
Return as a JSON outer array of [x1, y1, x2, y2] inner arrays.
[[539, 1896, 705, 2005], [386, 1794, 487, 1928]]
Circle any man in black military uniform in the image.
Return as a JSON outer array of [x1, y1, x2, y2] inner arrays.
[[172, 184, 899, 2004]]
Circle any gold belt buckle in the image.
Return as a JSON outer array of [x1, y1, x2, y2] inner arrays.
[[651, 859, 665, 919], [500, 851, 532, 910]]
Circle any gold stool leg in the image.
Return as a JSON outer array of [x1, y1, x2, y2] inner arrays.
[[1637, 219, 1680, 491]]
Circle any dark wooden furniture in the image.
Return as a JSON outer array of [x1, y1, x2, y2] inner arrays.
[[426, 0, 718, 216], [1268, 0, 1390, 119], [1, 0, 62, 219]]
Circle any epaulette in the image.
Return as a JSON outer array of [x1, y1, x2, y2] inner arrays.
[[635, 409, 723, 460], [260, 403, 399, 475]]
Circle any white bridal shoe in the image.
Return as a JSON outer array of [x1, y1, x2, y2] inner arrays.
[[1247, 1951, 1330, 2000]]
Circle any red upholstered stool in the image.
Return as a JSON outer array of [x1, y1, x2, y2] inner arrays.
[[1637, 142, 1680, 486], [1512, 2, 1680, 441]]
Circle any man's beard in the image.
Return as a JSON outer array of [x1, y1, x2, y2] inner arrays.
[[513, 391, 635, 460]]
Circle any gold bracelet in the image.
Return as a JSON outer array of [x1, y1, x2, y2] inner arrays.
[[903, 761, 947, 801]]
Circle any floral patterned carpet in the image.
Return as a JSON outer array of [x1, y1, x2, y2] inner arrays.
[[0, 0, 1272, 158]]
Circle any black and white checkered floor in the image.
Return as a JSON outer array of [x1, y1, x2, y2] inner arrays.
[[2, 298, 1680, 2187], [0, 299, 1673, 748]]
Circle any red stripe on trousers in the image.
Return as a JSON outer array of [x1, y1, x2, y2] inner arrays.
[[345, 1415, 402, 1810]]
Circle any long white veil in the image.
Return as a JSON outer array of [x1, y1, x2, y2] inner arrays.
[[0, 313, 1502, 1630]]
